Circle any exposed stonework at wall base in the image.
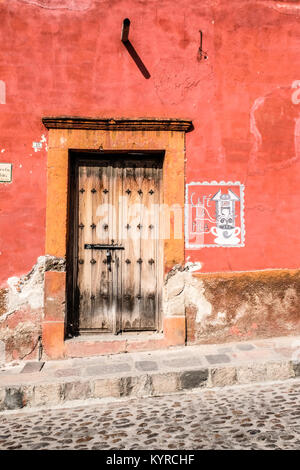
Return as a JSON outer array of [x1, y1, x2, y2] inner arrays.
[[187, 269, 300, 345], [0, 256, 65, 363], [0, 310, 42, 363], [0, 288, 7, 318], [1, 258, 300, 363]]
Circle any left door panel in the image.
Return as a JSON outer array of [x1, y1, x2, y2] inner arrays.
[[77, 162, 122, 334]]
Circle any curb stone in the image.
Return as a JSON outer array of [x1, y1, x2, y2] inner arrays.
[[0, 359, 298, 411]]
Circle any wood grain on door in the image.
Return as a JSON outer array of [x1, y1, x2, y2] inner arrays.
[[75, 156, 162, 334]]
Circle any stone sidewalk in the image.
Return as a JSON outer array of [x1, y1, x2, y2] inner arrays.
[[1, 335, 300, 411]]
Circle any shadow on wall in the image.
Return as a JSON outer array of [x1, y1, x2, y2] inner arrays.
[[121, 18, 151, 79]]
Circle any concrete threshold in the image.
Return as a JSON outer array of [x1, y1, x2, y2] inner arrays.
[[64, 331, 166, 357], [0, 335, 300, 411]]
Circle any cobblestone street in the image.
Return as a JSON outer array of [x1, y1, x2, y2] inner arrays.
[[0, 378, 299, 450]]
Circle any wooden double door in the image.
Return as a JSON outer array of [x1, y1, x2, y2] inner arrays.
[[69, 154, 163, 335]]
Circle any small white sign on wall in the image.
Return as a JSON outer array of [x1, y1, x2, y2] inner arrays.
[[0, 163, 12, 183]]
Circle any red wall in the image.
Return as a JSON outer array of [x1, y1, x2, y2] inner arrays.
[[1, 0, 300, 285]]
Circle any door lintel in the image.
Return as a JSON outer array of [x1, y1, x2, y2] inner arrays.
[[42, 116, 193, 133]]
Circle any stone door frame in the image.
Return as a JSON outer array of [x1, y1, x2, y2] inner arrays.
[[42, 117, 193, 359]]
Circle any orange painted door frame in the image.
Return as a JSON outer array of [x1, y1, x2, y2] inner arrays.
[[42, 117, 193, 359]]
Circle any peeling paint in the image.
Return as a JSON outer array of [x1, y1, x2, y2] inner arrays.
[[5, 259, 44, 321], [0, 340, 4, 365], [32, 134, 48, 153], [294, 117, 300, 159], [0, 255, 65, 361], [247, 86, 300, 176], [44, 255, 66, 272], [291, 80, 300, 105], [164, 262, 213, 325], [187, 270, 300, 344], [0, 321, 41, 362], [0, 288, 7, 317], [0, 80, 6, 105], [17, 0, 93, 11], [260, 1, 300, 16], [188, 277, 212, 324], [1, 255, 65, 322]]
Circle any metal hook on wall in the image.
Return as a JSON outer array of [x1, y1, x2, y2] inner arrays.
[[198, 30, 208, 61], [120, 18, 151, 79], [121, 18, 130, 43]]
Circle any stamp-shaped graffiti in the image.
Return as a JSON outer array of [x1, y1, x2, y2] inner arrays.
[[185, 181, 245, 248]]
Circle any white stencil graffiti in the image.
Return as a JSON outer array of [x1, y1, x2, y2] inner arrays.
[[211, 189, 241, 246], [185, 181, 245, 248], [190, 192, 215, 234], [292, 80, 300, 105]]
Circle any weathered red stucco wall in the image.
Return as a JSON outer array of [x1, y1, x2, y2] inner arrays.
[[1, 0, 300, 283], [0, 0, 300, 357]]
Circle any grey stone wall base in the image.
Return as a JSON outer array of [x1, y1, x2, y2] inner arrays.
[[0, 359, 299, 411]]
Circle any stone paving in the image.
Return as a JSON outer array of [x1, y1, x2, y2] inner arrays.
[[0, 378, 300, 450], [1, 335, 300, 411]]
